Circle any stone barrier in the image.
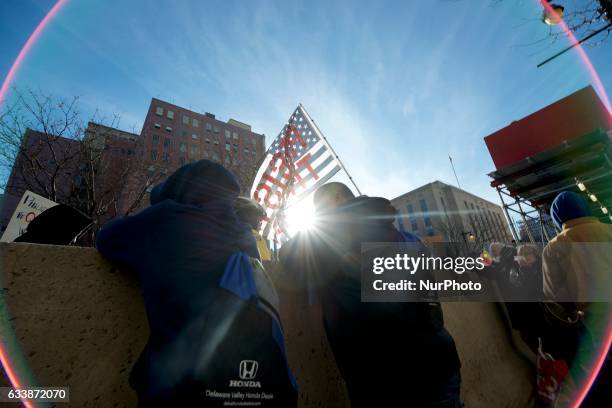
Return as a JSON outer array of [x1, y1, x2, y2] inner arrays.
[[0, 243, 534, 407]]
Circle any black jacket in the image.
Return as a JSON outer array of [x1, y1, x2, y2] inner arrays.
[[282, 196, 461, 405], [96, 161, 298, 406]]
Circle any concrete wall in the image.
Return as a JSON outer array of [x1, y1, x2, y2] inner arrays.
[[0, 243, 534, 407]]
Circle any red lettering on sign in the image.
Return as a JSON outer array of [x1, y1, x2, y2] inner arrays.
[[296, 153, 318, 180]]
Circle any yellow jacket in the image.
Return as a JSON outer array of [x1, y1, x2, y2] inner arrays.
[[542, 216, 612, 303], [253, 230, 272, 261]]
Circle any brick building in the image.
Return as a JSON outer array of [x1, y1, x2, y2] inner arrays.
[[82, 122, 139, 223], [1, 129, 81, 234], [0, 124, 140, 236], [120, 98, 266, 213], [1, 99, 266, 236]]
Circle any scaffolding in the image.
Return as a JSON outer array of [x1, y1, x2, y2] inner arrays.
[[495, 185, 556, 244], [489, 129, 612, 244]]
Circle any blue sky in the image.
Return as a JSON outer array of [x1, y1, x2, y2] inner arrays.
[[1, 0, 611, 205]]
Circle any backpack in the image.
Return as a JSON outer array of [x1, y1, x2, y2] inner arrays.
[[135, 252, 298, 407]]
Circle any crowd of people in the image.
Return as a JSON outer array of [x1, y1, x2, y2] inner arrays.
[[482, 191, 611, 407], [93, 159, 609, 407]]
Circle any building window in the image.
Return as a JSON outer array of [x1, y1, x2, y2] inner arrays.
[[203, 151, 209, 159], [419, 199, 433, 231], [232, 132, 238, 140], [212, 152, 219, 161], [244, 148, 249, 153], [162, 152, 169, 162], [182, 115, 190, 125], [476, 206, 488, 237], [192, 118, 199, 127], [167, 110, 174, 120], [155, 106, 163, 116], [191, 145, 199, 156], [206, 123, 212, 132], [192, 134, 198, 140], [420, 200, 433, 233], [226, 142, 231, 151], [225, 130, 231, 138], [488, 209, 501, 241], [179, 142, 187, 153], [213, 125, 219, 133], [470, 203, 482, 231], [225, 156, 230, 165], [419, 199, 428, 212], [407, 204, 418, 231], [165, 126, 172, 133], [154, 123, 161, 129], [205, 138, 210, 143], [164, 138, 171, 148], [151, 150, 158, 160], [214, 139, 219, 145], [152, 134, 160, 144]]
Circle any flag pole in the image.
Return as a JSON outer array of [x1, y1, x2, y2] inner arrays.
[[298, 103, 362, 195], [449, 155, 461, 189]]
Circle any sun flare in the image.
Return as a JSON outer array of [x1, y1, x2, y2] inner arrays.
[[285, 196, 317, 236]]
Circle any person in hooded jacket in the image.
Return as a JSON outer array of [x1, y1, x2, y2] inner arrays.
[[96, 160, 297, 407], [280, 182, 461, 407], [543, 191, 612, 305], [234, 196, 272, 261], [541, 190, 611, 407]]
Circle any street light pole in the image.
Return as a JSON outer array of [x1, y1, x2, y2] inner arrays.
[[461, 231, 475, 243], [537, 0, 612, 67], [537, 21, 612, 67]]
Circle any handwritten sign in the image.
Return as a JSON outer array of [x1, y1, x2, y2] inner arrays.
[[1, 191, 58, 242]]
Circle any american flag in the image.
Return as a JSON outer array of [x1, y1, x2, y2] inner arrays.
[[250, 104, 341, 240]]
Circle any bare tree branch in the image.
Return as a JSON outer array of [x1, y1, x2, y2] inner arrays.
[[0, 88, 163, 245]]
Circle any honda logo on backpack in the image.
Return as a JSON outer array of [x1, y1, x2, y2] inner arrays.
[[229, 360, 261, 388], [239, 360, 258, 380]]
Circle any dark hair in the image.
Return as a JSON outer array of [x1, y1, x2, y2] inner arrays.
[[235, 197, 266, 229]]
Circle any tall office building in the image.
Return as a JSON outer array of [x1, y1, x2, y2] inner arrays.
[[119, 98, 266, 214], [1, 98, 267, 236], [391, 180, 513, 243]]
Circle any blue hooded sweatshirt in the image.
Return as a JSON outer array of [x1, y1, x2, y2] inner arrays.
[[96, 160, 259, 395], [550, 191, 593, 230]]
